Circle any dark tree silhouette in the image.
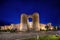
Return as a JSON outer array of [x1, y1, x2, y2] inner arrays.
[[53, 27, 57, 30], [45, 25, 49, 31], [0, 27, 1, 29]]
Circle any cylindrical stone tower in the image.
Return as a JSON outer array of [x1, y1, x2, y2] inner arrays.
[[32, 13, 40, 31], [20, 14, 28, 31]]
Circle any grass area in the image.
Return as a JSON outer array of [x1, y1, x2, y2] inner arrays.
[[23, 35, 60, 40]]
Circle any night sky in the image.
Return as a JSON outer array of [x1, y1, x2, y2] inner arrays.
[[0, 0, 60, 26]]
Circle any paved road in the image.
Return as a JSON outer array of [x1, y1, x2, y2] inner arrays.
[[0, 31, 60, 40]]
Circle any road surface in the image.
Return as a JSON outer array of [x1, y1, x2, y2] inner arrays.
[[0, 31, 60, 40]]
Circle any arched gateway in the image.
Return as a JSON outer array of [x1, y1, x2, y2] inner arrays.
[[20, 13, 40, 31]]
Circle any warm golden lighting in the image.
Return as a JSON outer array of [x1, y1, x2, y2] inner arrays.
[[40, 24, 46, 30], [0, 13, 57, 31], [28, 22, 32, 29]]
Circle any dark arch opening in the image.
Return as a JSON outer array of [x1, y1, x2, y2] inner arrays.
[[28, 18, 32, 22]]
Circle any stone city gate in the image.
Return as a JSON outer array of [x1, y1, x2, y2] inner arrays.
[[20, 13, 40, 31]]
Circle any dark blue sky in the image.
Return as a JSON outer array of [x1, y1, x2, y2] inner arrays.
[[0, 0, 60, 26]]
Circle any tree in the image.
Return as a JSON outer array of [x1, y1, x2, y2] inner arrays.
[[45, 25, 49, 31], [0, 27, 1, 29], [54, 26, 57, 31], [7, 29, 10, 32]]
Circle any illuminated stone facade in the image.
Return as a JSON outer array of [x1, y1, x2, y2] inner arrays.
[[0, 12, 56, 31], [32, 13, 40, 31], [20, 14, 28, 31], [40, 24, 46, 30], [20, 13, 40, 31]]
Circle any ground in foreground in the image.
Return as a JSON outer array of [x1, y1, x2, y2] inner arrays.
[[23, 35, 60, 40]]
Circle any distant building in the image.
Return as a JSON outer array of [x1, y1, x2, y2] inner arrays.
[[40, 24, 46, 30], [47, 23, 54, 30]]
